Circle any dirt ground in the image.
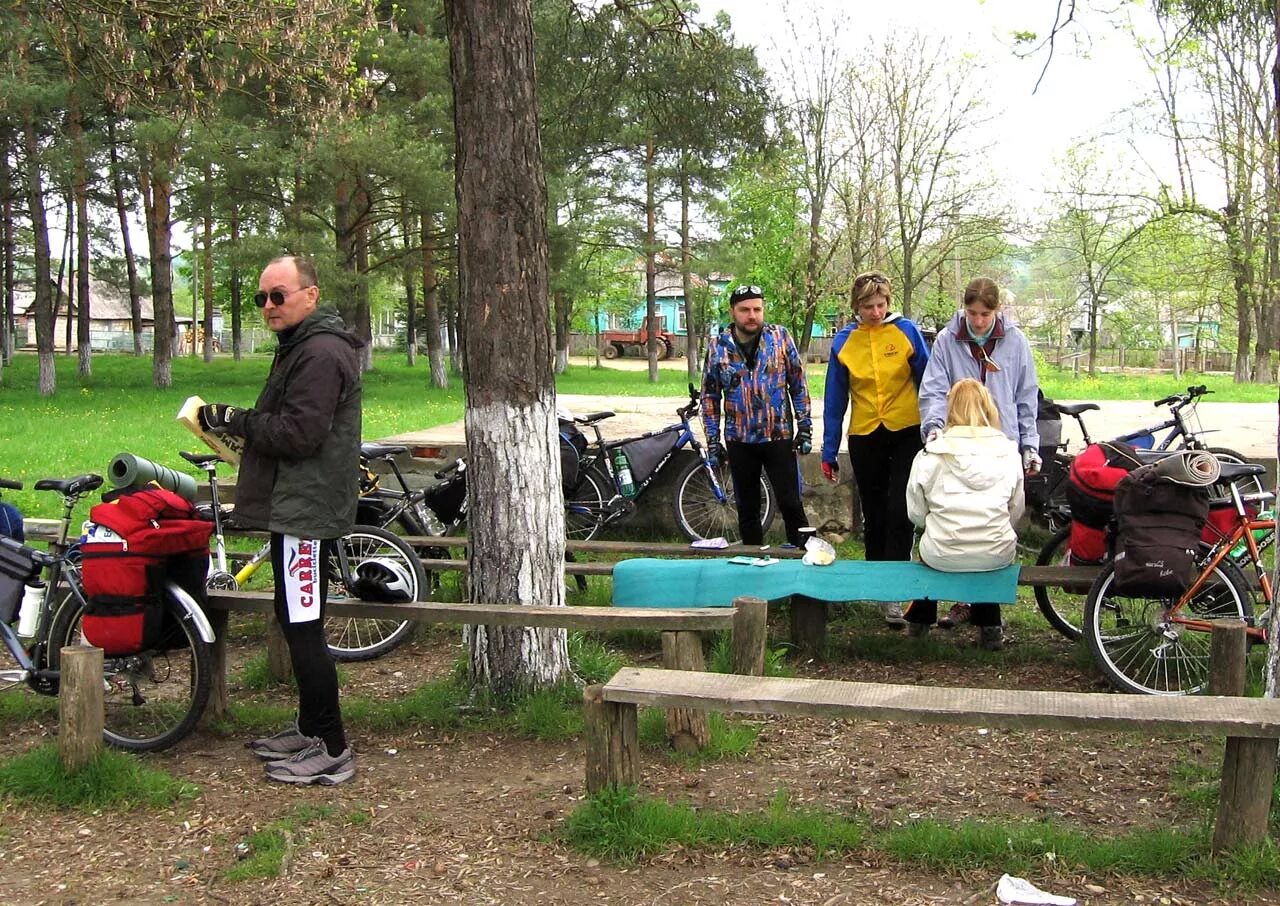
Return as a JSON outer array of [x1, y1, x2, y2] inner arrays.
[[0, 615, 1277, 906]]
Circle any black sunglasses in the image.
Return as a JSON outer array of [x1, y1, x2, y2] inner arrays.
[[253, 286, 307, 308]]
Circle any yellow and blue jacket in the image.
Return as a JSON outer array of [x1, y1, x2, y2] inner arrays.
[[821, 313, 930, 463]]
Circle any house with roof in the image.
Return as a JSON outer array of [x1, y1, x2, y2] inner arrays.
[[12, 280, 205, 351]]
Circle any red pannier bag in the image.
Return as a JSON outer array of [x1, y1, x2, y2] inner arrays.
[[1065, 441, 1143, 563], [79, 488, 212, 657]]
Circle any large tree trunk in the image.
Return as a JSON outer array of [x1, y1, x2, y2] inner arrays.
[[422, 217, 447, 388], [107, 122, 143, 357], [645, 135, 659, 383], [202, 162, 215, 362], [401, 206, 418, 367], [445, 0, 569, 694], [142, 143, 177, 388], [1, 125, 14, 365], [24, 114, 55, 395], [59, 193, 72, 355], [70, 95, 92, 377], [552, 289, 570, 373]]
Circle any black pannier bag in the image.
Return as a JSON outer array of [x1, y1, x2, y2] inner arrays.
[[559, 419, 588, 491], [1111, 468, 1209, 597], [607, 428, 682, 488], [423, 469, 467, 526], [1025, 391, 1063, 508], [0, 536, 41, 625]]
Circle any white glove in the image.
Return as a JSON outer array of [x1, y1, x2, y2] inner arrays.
[[1022, 447, 1042, 475]]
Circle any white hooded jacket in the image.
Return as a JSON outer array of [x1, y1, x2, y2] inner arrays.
[[906, 426, 1025, 572]]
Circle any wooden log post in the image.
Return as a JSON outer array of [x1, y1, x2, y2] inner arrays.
[[731, 596, 768, 677], [1210, 619, 1277, 853], [205, 609, 229, 721], [789, 595, 827, 657], [584, 685, 637, 793], [661, 631, 710, 752], [266, 614, 293, 684], [59, 646, 103, 772]]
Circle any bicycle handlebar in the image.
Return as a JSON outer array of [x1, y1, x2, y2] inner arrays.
[[434, 458, 465, 480], [0, 478, 21, 491], [1154, 385, 1211, 408], [678, 382, 700, 420]]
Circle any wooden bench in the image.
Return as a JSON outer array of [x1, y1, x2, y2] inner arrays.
[[204, 591, 769, 751], [584, 627, 1280, 852]]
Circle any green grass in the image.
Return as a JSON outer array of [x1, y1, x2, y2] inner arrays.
[[2, 352, 1270, 520], [562, 788, 1280, 890], [0, 743, 198, 810], [637, 709, 760, 762], [0, 689, 59, 730], [223, 803, 336, 882]]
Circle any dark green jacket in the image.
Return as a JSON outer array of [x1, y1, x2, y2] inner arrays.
[[231, 306, 363, 538]]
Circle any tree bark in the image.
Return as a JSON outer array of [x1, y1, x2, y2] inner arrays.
[[446, 0, 569, 694], [202, 162, 215, 362], [1, 125, 14, 365], [71, 97, 91, 377], [106, 121, 143, 357], [23, 113, 55, 396], [141, 142, 177, 389], [645, 135, 659, 383], [680, 162, 699, 384], [553, 289, 570, 373], [422, 216, 447, 388], [229, 205, 242, 360], [402, 206, 418, 367]]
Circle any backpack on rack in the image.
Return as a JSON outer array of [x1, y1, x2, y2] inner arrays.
[[79, 487, 212, 657], [1065, 440, 1143, 563], [1026, 391, 1063, 508], [1111, 467, 1209, 597], [559, 418, 588, 491]]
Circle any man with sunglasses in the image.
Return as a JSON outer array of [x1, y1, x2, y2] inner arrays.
[[199, 255, 364, 785], [701, 285, 813, 547]]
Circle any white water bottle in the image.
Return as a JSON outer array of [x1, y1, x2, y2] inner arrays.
[[17, 581, 45, 638]]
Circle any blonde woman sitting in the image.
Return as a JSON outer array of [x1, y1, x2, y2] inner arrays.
[[905, 378, 1024, 650]]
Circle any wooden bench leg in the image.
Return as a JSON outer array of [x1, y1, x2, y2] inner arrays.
[[59, 646, 103, 772], [731, 596, 768, 677], [205, 609, 229, 721], [267, 613, 293, 684], [789, 595, 826, 657], [1213, 735, 1277, 853], [661, 631, 710, 752], [584, 685, 637, 793]]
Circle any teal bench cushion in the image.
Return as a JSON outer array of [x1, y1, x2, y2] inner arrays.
[[612, 558, 1020, 608]]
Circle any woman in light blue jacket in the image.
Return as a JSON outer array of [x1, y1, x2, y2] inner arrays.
[[918, 277, 1041, 469]]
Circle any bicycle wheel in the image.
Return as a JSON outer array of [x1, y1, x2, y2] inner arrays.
[[1083, 558, 1251, 695], [325, 525, 426, 662], [1033, 524, 1089, 641], [565, 468, 607, 542], [49, 589, 213, 752], [671, 457, 775, 543], [1206, 447, 1266, 501]]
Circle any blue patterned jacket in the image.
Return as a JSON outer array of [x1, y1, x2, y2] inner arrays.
[[700, 324, 812, 445]]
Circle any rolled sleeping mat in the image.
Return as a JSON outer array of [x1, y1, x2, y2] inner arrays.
[[1136, 449, 1221, 488], [107, 452, 198, 502]]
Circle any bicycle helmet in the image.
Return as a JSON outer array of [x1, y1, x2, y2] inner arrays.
[[351, 557, 415, 603]]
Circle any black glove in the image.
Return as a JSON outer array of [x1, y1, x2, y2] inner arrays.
[[199, 403, 241, 433], [707, 441, 726, 466], [794, 430, 812, 455]]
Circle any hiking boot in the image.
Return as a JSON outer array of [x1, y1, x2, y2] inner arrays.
[[880, 603, 907, 629], [938, 603, 971, 629], [247, 723, 313, 762], [979, 625, 1004, 652], [907, 621, 930, 639], [264, 739, 356, 786]]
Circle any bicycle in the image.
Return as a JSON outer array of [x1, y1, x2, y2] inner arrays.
[[0, 474, 216, 752], [1082, 459, 1275, 696], [1032, 386, 1262, 641], [181, 451, 428, 662], [563, 383, 776, 544]]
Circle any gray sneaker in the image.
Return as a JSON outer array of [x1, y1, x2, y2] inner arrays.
[[979, 625, 1004, 652], [247, 724, 313, 762], [880, 602, 907, 629], [264, 740, 356, 786]]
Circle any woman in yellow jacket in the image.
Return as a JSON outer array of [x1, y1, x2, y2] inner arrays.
[[821, 272, 931, 626]]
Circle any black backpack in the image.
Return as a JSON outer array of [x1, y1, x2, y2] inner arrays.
[[1111, 468, 1209, 597]]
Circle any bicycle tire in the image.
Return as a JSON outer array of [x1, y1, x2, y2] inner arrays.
[[1082, 557, 1251, 696], [325, 525, 425, 662], [48, 588, 213, 752], [1205, 447, 1267, 501], [671, 457, 775, 543], [565, 468, 607, 542], [1033, 524, 1089, 641]]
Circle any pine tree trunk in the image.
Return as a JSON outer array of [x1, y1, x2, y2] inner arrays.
[[402, 206, 417, 367], [423, 216, 448, 388], [107, 122, 143, 357], [1, 125, 13, 365], [71, 96, 91, 377], [680, 163, 698, 384], [24, 114, 55, 395], [202, 162, 215, 362], [645, 136, 659, 383], [142, 145, 177, 389], [553, 289, 570, 373], [446, 0, 569, 694], [229, 206, 242, 360]]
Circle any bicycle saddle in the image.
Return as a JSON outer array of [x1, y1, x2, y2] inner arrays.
[[360, 443, 409, 459], [1217, 460, 1265, 481], [180, 450, 223, 466], [575, 411, 615, 425], [1056, 402, 1100, 415], [33, 474, 103, 495]]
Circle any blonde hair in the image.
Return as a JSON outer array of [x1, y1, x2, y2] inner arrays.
[[962, 277, 1001, 311], [945, 378, 1001, 430], [852, 271, 891, 306]]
